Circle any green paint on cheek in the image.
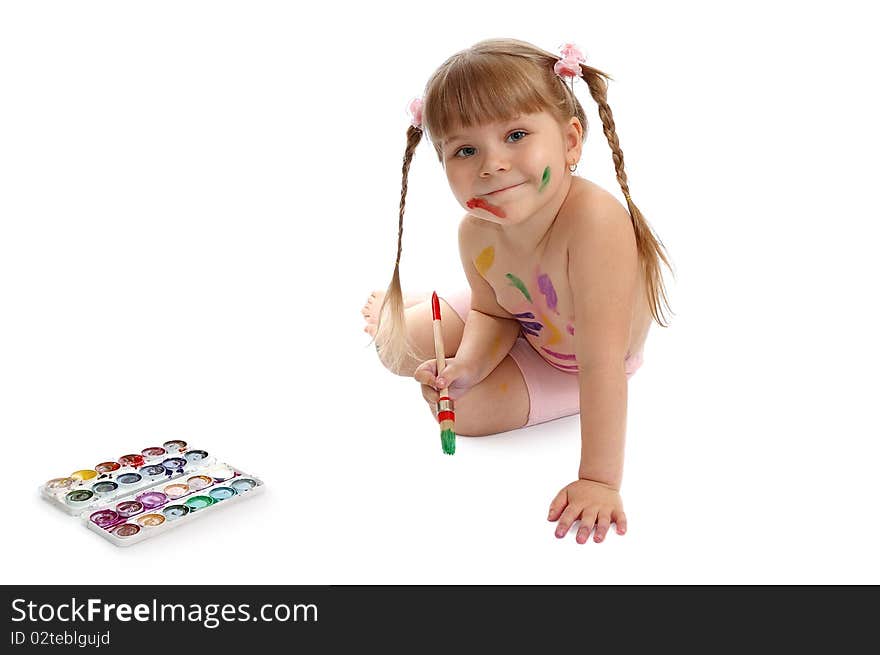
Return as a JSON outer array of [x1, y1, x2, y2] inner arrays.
[[505, 273, 532, 302], [539, 166, 551, 192]]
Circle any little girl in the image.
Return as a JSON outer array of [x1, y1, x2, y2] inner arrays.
[[362, 38, 673, 544]]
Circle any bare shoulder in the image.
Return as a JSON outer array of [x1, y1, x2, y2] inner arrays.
[[457, 212, 499, 256], [560, 178, 634, 236]]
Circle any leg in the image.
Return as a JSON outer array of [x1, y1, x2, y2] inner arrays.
[[435, 354, 530, 436], [363, 290, 466, 377]]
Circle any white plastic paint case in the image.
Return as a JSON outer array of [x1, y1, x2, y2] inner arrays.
[[39, 442, 264, 546], [40, 442, 214, 516], [84, 466, 265, 547]]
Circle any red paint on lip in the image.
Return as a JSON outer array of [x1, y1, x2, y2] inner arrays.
[[466, 197, 507, 218]]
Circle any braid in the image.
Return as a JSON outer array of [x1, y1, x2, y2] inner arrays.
[[580, 65, 675, 327], [372, 126, 424, 373]]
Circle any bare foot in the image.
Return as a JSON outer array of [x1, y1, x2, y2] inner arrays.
[[362, 290, 427, 336]]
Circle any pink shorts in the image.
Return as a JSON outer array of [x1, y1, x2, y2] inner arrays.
[[439, 289, 643, 428]]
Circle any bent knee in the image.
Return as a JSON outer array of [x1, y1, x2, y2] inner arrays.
[[423, 356, 529, 436]]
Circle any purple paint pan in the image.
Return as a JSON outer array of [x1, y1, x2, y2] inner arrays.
[[90, 509, 120, 529], [135, 491, 168, 510]]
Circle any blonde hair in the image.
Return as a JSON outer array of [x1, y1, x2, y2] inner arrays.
[[372, 38, 674, 373]]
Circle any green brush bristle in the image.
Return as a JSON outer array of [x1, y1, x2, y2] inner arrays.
[[441, 428, 456, 455]]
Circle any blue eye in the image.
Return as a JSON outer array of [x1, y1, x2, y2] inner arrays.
[[452, 130, 528, 159]]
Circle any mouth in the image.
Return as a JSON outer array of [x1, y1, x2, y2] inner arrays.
[[484, 182, 524, 196]]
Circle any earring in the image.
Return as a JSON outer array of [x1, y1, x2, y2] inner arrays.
[[568, 162, 578, 173]]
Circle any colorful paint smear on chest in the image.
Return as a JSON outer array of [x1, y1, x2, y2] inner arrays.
[[475, 246, 495, 276], [505, 273, 532, 302], [539, 312, 562, 345], [466, 197, 506, 218], [514, 311, 543, 337], [537, 273, 559, 314], [539, 166, 551, 192]]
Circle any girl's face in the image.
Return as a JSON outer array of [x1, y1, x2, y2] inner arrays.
[[439, 111, 583, 226]]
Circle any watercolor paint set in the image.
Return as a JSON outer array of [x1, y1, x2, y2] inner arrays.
[[40, 440, 264, 546]]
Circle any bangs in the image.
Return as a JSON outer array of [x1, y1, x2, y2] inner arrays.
[[423, 53, 559, 145]]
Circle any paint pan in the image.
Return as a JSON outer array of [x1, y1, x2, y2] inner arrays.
[[161, 457, 187, 475], [136, 513, 165, 527], [186, 475, 212, 491], [206, 464, 234, 481], [44, 477, 76, 493], [139, 464, 166, 482], [209, 487, 237, 501], [70, 470, 98, 482], [95, 462, 121, 475], [140, 447, 166, 463], [118, 454, 145, 469], [111, 523, 140, 538], [91, 481, 119, 500], [162, 440, 187, 454], [135, 491, 167, 510]]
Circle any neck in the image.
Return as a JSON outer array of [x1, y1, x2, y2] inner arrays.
[[498, 173, 574, 254]]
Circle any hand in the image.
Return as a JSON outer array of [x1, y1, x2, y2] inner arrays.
[[548, 479, 627, 544], [413, 357, 480, 407]]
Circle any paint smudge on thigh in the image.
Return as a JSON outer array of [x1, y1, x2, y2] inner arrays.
[[475, 246, 495, 276], [499, 383, 509, 393], [490, 335, 501, 357], [537, 274, 558, 313], [506, 273, 532, 302], [539, 166, 551, 192], [466, 197, 506, 218]]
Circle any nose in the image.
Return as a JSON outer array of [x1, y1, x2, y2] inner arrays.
[[479, 145, 510, 177]]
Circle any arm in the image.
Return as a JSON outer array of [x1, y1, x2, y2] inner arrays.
[[454, 216, 521, 384], [547, 200, 637, 544], [569, 202, 639, 488]]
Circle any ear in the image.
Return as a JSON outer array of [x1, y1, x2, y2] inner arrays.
[[564, 116, 584, 164]]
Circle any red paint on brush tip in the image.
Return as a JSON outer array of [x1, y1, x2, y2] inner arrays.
[[432, 292, 441, 320], [466, 197, 506, 218]]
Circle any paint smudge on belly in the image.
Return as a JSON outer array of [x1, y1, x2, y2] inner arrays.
[[566, 323, 575, 336], [537, 274, 558, 313], [505, 273, 532, 302], [540, 313, 562, 345], [540, 346, 577, 361], [539, 166, 551, 192], [466, 197, 506, 218], [475, 246, 495, 276]]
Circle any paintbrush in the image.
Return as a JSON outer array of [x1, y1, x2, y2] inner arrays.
[[431, 291, 456, 455]]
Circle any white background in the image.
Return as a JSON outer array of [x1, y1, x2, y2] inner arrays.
[[1, 1, 878, 584]]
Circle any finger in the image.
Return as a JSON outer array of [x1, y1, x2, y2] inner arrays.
[[548, 489, 568, 521], [594, 513, 612, 543], [555, 505, 581, 538], [613, 510, 628, 535], [574, 507, 598, 544], [575, 522, 593, 544], [413, 361, 438, 386]]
